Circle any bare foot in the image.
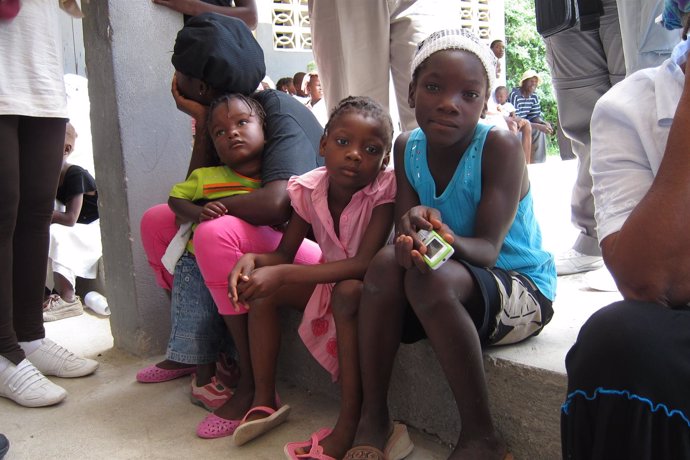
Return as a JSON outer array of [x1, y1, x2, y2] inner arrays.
[[449, 435, 507, 460], [212, 385, 254, 421]]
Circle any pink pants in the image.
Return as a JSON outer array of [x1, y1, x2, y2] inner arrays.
[[140, 204, 322, 315]]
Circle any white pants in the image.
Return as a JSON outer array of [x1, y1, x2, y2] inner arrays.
[[308, 0, 461, 132]]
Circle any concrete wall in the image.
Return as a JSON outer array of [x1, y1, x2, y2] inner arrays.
[[256, 22, 315, 84], [81, 1, 191, 356]]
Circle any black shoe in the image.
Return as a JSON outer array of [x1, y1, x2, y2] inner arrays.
[[0, 433, 9, 460]]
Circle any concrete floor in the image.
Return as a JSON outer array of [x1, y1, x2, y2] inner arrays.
[[0, 158, 621, 459]]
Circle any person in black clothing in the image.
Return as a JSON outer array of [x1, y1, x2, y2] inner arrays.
[[43, 123, 101, 322]]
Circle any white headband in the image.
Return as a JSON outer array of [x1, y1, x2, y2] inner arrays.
[[411, 29, 496, 91]]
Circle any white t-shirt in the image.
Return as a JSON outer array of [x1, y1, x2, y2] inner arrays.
[[590, 40, 687, 242], [0, 0, 67, 118]]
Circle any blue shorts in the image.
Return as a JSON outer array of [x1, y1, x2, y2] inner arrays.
[[167, 252, 234, 364]]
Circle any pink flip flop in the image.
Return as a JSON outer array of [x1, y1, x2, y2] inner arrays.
[[135, 363, 195, 383], [283, 427, 334, 460], [232, 404, 292, 446], [196, 413, 242, 439]]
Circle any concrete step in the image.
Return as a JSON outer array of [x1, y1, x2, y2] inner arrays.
[[275, 160, 624, 459], [277, 272, 622, 459]]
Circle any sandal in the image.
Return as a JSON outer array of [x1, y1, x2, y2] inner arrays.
[[196, 413, 242, 439], [283, 427, 334, 459], [343, 445, 386, 460], [136, 363, 195, 383], [232, 404, 292, 446]]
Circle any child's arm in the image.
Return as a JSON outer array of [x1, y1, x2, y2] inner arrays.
[[51, 194, 84, 227], [395, 130, 526, 271], [228, 212, 311, 308], [463, 130, 527, 267], [168, 196, 205, 223], [231, 204, 394, 305]]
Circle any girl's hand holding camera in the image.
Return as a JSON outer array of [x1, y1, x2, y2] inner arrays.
[[199, 201, 227, 222], [396, 205, 454, 271]]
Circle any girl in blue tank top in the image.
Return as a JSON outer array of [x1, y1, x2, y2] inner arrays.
[[345, 29, 556, 460]]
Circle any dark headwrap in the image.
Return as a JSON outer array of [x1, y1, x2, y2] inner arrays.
[[172, 13, 266, 95]]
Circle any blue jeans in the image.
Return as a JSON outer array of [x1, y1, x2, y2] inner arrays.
[[167, 252, 233, 364]]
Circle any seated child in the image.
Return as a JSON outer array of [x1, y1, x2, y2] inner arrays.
[[344, 29, 556, 460], [137, 93, 265, 411], [495, 85, 532, 163], [43, 122, 102, 321], [196, 97, 398, 459]]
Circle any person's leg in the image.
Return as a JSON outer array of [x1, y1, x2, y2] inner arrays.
[[0, 116, 77, 407], [519, 121, 532, 164], [389, 0, 461, 131], [165, 254, 224, 378], [13, 117, 65, 344], [530, 127, 547, 163], [320, 280, 364, 458], [562, 300, 690, 460], [140, 203, 178, 291], [244, 282, 314, 419], [193, 216, 320, 423], [52, 272, 76, 302], [193, 215, 321, 315], [543, 0, 625, 273], [0, 116, 23, 362], [352, 246, 407, 449], [405, 261, 505, 459], [308, 0, 391, 116]]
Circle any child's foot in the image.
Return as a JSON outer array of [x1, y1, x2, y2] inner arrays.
[[289, 427, 354, 460], [195, 385, 254, 439], [449, 435, 507, 460], [190, 375, 232, 411], [135, 359, 195, 383]]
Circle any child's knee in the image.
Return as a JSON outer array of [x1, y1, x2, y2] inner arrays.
[[332, 280, 363, 319]]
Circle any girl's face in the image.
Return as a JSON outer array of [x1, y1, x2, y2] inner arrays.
[[208, 98, 265, 177], [408, 49, 488, 148], [319, 111, 389, 194]]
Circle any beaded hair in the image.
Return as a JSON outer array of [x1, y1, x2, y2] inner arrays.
[[324, 96, 394, 153]]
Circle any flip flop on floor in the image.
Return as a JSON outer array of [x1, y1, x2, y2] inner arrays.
[[232, 404, 291, 446], [283, 427, 334, 460], [343, 445, 386, 460], [383, 422, 414, 460]]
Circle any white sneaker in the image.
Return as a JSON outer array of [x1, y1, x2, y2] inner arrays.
[[25, 339, 98, 378], [556, 249, 603, 276], [42, 294, 83, 322], [0, 358, 67, 407]]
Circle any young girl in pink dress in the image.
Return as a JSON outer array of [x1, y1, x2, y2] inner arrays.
[[197, 96, 397, 457]]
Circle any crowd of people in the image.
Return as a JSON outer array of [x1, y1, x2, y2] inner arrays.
[[1, 0, 689, 459]]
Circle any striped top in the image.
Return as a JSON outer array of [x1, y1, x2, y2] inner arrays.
[[169, 165, 261, 253], [508, 88, 542, 121]]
